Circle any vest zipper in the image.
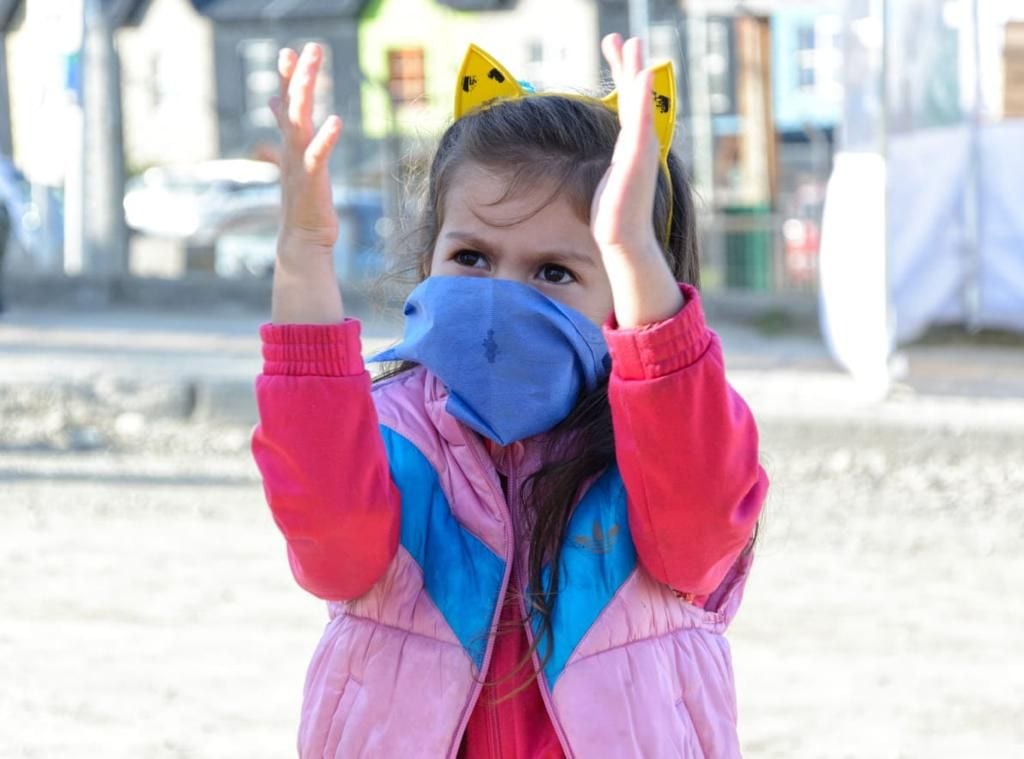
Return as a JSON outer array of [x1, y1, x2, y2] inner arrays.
[[447, 432, 515, 759], [520, 590, 573, 758], [508, 461, 574, 758], [489, 688, 503, 758]]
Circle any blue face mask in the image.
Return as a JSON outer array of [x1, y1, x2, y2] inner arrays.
[[369, 276, 611, 445]]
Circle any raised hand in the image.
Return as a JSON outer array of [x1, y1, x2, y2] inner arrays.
[[270, 43, 342, 250], [268, 42, 344, 324], [592, 34, 683, 328], [592, 34, 660, 255]]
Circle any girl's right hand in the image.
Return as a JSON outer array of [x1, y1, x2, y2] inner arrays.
[[267, 43, 345, 324], [269, 43, 343, 265]]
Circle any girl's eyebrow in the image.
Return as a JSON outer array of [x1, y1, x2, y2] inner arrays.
[[442, 230, 598, 268]]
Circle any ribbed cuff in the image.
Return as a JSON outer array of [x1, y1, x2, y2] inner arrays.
[[259, 319, 364, 377], [603, 283, 711, 381]]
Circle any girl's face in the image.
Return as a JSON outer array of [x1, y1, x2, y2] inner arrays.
[[428, 163, 615, 325]]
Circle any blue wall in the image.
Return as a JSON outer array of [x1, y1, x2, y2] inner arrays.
[[772, 9, 842, 132]]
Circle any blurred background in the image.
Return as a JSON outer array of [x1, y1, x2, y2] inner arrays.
[[1, 1, 1022, 757], [0, 0, 858, 295]]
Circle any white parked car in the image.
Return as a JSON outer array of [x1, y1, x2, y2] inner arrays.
[[214, 188, 385, 281], [126, 159, 386, 279], [123, 159, 281, 243]]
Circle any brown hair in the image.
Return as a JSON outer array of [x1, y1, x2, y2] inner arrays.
[[378, 93, 701, 693]]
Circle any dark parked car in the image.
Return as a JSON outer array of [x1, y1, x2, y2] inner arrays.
[[214, 188, 385, 281]]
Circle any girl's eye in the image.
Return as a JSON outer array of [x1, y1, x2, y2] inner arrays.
[[453, 250, 487, 268], [538, 264, 575, 284]]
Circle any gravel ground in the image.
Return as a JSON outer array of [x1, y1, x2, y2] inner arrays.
[[734, 421, 1023, 758], [1, 418, 1022, 758]]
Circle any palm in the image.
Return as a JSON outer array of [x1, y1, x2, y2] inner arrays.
[[591, 36, 661, 256], [270, 43, 342, 248]]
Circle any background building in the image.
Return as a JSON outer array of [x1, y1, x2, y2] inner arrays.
[[0, 0, 1021, 311]]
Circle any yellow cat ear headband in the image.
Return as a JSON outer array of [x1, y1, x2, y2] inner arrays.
[[453, 44, 677, 243]]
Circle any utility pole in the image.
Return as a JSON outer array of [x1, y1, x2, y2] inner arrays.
[[683, 6, 715, 209], [80, 0, 128, 278], [0, 31, 12, 157], [63, 0, 85, 275], [628, 0, 650, 53], [962, 0, 982, 331]]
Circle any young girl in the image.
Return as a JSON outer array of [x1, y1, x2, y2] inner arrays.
[[253, 34, 768, 758]]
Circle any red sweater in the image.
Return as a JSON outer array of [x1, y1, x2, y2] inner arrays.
[[253, 284, 767, 758]]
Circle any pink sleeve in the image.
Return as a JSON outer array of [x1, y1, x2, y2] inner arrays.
[[604, 284, 768, 598], [250, 319, 400, 601]]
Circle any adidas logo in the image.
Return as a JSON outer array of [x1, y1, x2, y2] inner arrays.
[[572, 520, 620, 554]]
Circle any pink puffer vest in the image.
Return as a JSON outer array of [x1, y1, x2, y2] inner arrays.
[[298, 367, 753, 758]]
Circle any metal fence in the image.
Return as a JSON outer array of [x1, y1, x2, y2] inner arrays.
[[698, 209, 820, 295]]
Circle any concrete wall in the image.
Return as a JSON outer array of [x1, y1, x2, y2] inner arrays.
[[358, 0, 473, 138], [359, 0, 601, 140], [117, 0, 218, 172], [5, 1, 81, 184], [771, 9, 842, 132], [471, 0, 601, 95], [209, 18, 363, 172], [0, 34, 11, 157]]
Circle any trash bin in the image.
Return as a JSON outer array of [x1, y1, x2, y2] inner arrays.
[[723, 204, 772, 291]]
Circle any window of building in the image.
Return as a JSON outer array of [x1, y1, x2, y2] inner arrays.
[[240, 39, 278, 128], [796, 24, 817, 90], [650, 22, 678, 64], [143, 46, 179, 111], [813, 16, 843, 102], [241, 38, 333, 128], [149, 54, 165, 109], [796, 17, 842, 98], [387, 47, 426, 106], [527, 40, 543, 65], [523, 39, 545, 90], [706, 17, 735, 115]]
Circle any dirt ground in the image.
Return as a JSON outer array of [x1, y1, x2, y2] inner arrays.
[[1, 418, 1022, 758]]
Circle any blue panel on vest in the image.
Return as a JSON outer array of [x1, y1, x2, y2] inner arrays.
[[534, 465, 636, 689], [380, 426, 505, 671]]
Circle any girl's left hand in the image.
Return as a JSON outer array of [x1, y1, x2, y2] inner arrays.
[[592, 34, 684, 328]]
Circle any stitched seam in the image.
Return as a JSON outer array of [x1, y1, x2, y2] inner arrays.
[[555, 562, 639, 679], [617, 386, 670, 584], [640, 327, 713, 379], [677, 696, 711, 758], [566, 618, 724, 670], [606, 329, 645, 380], [559, 565, 725, 674], [376, 420, 501, 561], [544, 476, 630, 682], [371, 364, 423, 392], [337, 610, 470, 650]]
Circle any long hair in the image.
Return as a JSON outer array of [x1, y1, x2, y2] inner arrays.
[[377, 94, 701, 692]]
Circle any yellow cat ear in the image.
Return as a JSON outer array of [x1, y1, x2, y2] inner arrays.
[[454, 44, 525, 120], [650, 61, 677, 164], [600, 60, 677, 164]]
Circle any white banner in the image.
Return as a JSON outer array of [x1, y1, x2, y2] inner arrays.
[[818, 151, 893, 398]]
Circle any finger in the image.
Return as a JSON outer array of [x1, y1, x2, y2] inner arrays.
[[615, 69, 657, 167], [630, 68, 656, 141], [278, 48, 297, 101], [614, 52, 647, 134], [268, 95, 285, 132], [634, 68, 655, 140], [288, 42, 322, 132], [305, 115, 343, 173], [601, 33, 624, 88], [622, 37, 644, 81], [269, 95, 298, 139]]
